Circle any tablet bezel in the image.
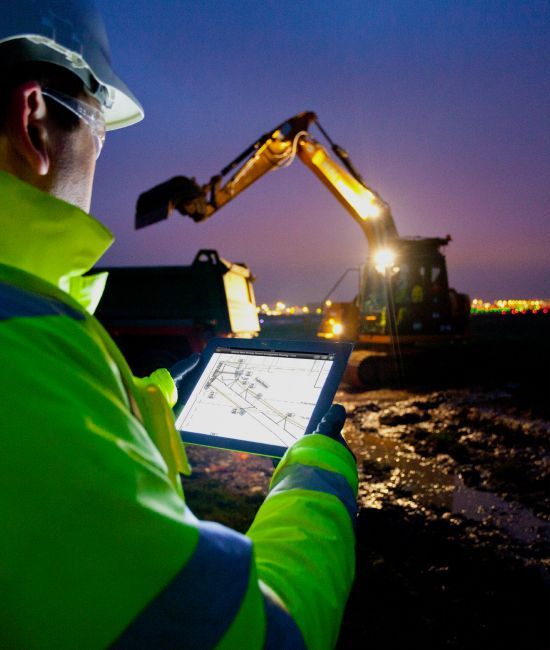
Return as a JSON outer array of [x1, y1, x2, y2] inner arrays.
[[174, 337, 353, 458]]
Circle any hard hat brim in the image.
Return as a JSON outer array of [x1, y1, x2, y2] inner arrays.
[[0, 36, 144, 130]]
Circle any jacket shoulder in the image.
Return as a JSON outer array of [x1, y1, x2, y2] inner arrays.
[[0, 278, 86, 321]]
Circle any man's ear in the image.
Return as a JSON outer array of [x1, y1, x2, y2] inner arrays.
[[5, 81, 51, 176]]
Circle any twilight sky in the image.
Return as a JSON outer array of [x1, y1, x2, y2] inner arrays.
[[92, 0, 549, 304]]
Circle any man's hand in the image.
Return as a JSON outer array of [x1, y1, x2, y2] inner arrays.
[[273, 404, 355, 468], [310, 404, 355, 458], [169, 353, 201, 409]]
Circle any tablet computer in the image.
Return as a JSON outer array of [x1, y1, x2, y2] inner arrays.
[[174, 337, 353, 458]]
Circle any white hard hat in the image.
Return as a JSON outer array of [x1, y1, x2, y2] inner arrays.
[[0, 0, 143, 130]]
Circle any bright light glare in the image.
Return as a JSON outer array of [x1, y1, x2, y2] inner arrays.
[[332, 323, 343, 335], [374, 248, 396, 273]]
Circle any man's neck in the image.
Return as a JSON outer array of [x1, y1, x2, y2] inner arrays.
[[0, 171, 113, 294]]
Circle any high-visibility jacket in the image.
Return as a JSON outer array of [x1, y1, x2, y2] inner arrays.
[[0, 171, 358, 649]]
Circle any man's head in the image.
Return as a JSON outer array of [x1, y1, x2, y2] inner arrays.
[[0, 0, 143, 212], [0, 63, 103, 211]]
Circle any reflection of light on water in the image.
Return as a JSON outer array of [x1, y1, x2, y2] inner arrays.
[[359, 431, 456, 511], [358, 430, 550, 546], [452, 481, 549, 544]]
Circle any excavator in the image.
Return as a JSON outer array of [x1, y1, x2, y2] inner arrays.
[[134, 111, 470, 386]]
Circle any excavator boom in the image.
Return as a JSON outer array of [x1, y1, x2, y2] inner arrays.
[[136, 111, 398, 249], [201, 111, 318, 218], [132, 110, 470, 386]]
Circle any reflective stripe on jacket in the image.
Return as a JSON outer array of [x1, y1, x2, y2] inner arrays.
[[0, 172, 358, 649]]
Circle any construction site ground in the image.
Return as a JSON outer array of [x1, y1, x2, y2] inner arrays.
[[180, 314, 549, 649]]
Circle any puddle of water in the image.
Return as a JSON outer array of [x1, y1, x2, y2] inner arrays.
[[452, 481, 549, 545], [358, 431, 550, 546]]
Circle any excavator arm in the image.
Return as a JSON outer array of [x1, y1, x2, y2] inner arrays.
[[132, 110, 470, 377], [135, 111, 398, 249]]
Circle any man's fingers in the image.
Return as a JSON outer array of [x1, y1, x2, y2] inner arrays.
[[315, 404, 347, 435], [170, 352, 201, 382]]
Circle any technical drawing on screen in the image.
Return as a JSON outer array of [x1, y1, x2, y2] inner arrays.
[[175, 346, 335, 447]]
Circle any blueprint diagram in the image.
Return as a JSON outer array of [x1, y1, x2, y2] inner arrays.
[[176, 351, 333, 446]]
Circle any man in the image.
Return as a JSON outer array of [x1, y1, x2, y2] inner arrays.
[[0, 2, 358, 648]]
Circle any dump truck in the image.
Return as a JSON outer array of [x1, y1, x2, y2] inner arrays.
[[133, 111, 470, 386], [93, 249, 259, 376]]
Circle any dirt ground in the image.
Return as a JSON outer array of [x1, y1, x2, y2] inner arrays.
[[336, 385, 549, 649], [176, 307, 550, 649], [181, 381, 549, 649]]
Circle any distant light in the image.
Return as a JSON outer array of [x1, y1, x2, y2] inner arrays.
[[276, 301, 286, 310], [471, 298, 550, 315], [259, 318, 264, 324], [332, 323, 343, 335], [325, 299, 332, 307]]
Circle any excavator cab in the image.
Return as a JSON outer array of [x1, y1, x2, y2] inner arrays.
[[320, 237, 470, 344]]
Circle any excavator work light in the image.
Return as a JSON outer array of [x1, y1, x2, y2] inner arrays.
[[373, 248, 397, 273]]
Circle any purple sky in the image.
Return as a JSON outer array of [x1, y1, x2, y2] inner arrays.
[[92, 0, 549, 304]]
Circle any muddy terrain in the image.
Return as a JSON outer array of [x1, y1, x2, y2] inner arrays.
[[336, 386, 549, 649], [179, 312, 549, 648], [181, 383, 549, 649]]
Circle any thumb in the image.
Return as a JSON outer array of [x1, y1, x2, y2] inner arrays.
[[170, 352, 201, 382], [314, 404, 347, 436]]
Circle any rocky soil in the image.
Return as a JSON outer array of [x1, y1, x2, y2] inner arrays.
[[181, 385, 549, 649]]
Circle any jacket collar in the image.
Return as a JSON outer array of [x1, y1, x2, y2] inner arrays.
[[0, 171, 114, 312]]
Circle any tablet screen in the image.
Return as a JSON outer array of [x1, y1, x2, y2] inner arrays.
[[175, 345, 335, 447]]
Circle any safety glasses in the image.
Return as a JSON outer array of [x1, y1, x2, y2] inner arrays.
[[41, 88, 106, 159]]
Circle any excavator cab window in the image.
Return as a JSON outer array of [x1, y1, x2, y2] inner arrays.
[[389, 263, 423, 306], [358, 264, 388, 334], [429, 264, 445, 298], [359, 259, 449, 336]]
